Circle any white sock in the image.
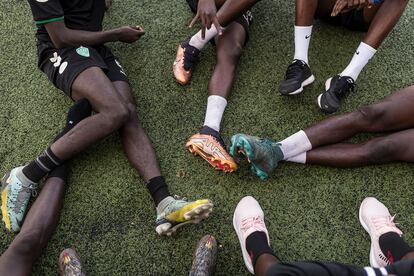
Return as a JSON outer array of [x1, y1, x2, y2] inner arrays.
[[280, 130, 312, 160], [293, 25, 313, 64], [189, 27, 219, 50], [286, 152, 307, 164], [341, 42, 377, 81], [203, 95, 227, 132]]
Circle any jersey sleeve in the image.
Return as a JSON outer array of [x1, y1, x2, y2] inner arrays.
[[27, 0, 64, 25]]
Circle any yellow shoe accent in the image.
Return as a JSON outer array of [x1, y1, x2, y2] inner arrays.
[[166, 199, 210, 223], [1, 187, 11, 231], [186, 134, 237, 172]]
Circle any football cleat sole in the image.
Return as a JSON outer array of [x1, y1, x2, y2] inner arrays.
[[187, 144, 237, 173], [156, 202, 213, 236]]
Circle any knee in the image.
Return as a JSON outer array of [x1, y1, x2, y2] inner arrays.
[[364, 138, 398, 163], [217, 43, 243, 66], [355, 105, 386, 129], [102, 102, 130, 130]]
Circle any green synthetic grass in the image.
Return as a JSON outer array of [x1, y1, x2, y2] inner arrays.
[[1, 1, 414, 275]]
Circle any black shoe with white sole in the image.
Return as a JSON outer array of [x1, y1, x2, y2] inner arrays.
[[279, 60, 315, 96], [317, 75, 355, 114]]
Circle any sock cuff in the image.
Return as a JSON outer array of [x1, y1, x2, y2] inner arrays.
[[207, 95, 228, 105], [246, 231, 276, 268], [294, 25, 313, 29], [147, 176, 167, 192], [359, 42, 377, 54]]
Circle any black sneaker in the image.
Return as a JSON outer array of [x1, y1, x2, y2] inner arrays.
[[317, 75, 355, 114], [279, 60, 315, 95]]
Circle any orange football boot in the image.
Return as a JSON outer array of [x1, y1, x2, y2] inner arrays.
[[186, 133, 237, 173], [173, 42, 200, 85]]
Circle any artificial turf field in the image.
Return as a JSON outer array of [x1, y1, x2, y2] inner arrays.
[[1, 1, 414, 275]]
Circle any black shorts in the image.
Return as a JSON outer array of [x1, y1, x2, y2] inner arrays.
[[265, 259, 414, 276], [320, 9, 369, 32], [38, 43, 129, 97], [186, 0, 253, 42]]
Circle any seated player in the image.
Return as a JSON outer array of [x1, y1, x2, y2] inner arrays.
[[2, 0, 213, 236], [175, 0, 253, 173], [231, 85, 414, 180], [173, 0, 260, 85], [0, 100, 90, 276], [233, 196, 414, 275], [279, 0, 408, 113]]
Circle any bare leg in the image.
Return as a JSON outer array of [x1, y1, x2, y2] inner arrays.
[[51, 67, 130, 160], [112, 81, 161, 182], [209, 22, 246, 99], [363, 0, 408, 49], [305, 85, 414, 148], [254, 253, 280, 276], [307, 129, 414, 166], [0, 176, 66, 276], [296, 0, 337, 26]]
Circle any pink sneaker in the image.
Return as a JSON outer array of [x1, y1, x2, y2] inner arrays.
[[233, 196, 270, 274], [359, 197, 403, 267]]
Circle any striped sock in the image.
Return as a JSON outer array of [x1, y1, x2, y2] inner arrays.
[[22, 147, 62, 183]]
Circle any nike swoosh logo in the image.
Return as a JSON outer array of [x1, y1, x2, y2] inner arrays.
[[305, 35, 311, 39], [356, 51, 360, 55]]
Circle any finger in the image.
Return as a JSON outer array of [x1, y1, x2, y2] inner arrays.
[[212, 17, 223, 35], [189, 13, 199, 28], [205, 16, 212, 31]]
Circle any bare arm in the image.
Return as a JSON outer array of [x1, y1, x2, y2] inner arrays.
[[44, 21, 145, 49]]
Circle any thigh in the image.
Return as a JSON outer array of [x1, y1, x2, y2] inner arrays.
[[375, 129, 414, 162], [367, 85, 414, 131], [71, 67, 125, 113]]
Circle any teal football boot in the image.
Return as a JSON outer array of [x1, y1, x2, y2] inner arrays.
[[1, 166, 37, 232], [230, 134, 284, 180]]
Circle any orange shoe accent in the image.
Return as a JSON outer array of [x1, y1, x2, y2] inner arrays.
[[186, 134, 237, 173], [173, 45, 192, 85]]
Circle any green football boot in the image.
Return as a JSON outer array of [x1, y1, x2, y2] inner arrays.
[[229, 134, 284, 180], [156, 196, 213, 236], [1, 166, 37, 232]]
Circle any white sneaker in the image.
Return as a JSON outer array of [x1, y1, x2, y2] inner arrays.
[[359, 197, 403, 267], [233, 196, 270, 274]]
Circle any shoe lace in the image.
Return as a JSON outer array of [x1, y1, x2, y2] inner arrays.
[[183, 46, 200, 71], [285, 60, 305, 79], [241, 216, 265, 233], [331, 76, 356, 99], [372, 215, 403, 236]]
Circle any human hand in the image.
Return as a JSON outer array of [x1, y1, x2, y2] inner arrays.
[[331, 0, 374, 17], [188, 0, 223, 39], [116, 26, 145, 43]]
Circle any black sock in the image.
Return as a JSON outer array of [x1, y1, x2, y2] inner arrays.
[[379, 232, 414, 263], [46, 164, 70, 182], [22, 99, 92, 183], [246, 231, 275, 268], [22, 147, 62, 183], [147, 176, 171, 206]]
